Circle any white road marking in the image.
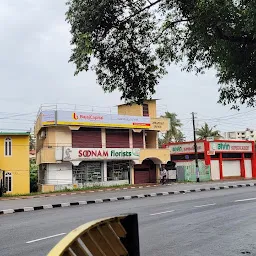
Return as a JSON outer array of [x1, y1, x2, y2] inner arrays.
[[194, 203, 216, 208], [235, 197, 256, 202], [26, 233, 66, 244], [150, 210, 175, 216]]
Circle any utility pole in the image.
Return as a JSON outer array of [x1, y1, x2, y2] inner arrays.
[[192, 112, 200, 182]]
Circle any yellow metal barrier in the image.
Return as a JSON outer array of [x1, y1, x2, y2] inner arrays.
[[47, 213, 140, 256]]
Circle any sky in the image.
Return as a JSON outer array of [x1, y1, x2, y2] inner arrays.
[[1, 0, 256, 140]]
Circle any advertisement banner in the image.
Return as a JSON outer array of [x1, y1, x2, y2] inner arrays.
[[150, 118, 170, 132], [41, 110, 56, 125], [62, 147, 141, 161], [56, 111, 151, 129], [168, 142, 205, 154], [210, 142, 252, 152]]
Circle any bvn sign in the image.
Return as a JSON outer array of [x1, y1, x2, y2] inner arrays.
[[212, 143, 230, 151], [217, 143, 230, 150]]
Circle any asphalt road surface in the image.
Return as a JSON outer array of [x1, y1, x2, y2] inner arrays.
[[1, 186, 256, 256], [0, 180, 253, 210]]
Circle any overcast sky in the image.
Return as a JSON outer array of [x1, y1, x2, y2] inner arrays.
[[1, 0, 256, 140]]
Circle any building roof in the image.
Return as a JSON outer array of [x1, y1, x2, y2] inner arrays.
[[117, 99, 160, 107], [0, 131, 30, 136]]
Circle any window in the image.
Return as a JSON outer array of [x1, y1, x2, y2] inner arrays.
[[142, 104, 149, 116], [210, 153, 220, 159], [171, 153, 205, 161], [73, 162, 102, 184], [222, 153, 242, 159], [4, 137, 12, 156], [107, 161, 129, 181], [5, 172, 12, 192], [244, 153, 252, 159]]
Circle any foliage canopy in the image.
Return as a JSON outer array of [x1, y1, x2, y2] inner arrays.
[[66, 0, 256, 107]]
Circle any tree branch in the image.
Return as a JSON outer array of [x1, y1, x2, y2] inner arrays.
[[215, 25, 256, 45], [154, 19, 189, 43], [118, 0, 163, 25]]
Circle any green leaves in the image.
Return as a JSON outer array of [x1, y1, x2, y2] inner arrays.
[[196, 123, 221, 140], [159, 112, 185, 145], [66, 0, 256, 106]]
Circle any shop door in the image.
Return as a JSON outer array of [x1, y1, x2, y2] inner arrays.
[[222, 160, 240, 177], [245, 160, 252, 178], [210, 160, 220, 180]]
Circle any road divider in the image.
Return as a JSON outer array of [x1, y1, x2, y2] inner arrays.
[[1, 182, 256, 216]]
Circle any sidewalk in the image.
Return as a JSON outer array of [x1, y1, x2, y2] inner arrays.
[[1, 180, 255, 213]]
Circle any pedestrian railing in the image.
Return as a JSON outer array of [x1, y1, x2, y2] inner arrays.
[[47, 213, 140, 256]]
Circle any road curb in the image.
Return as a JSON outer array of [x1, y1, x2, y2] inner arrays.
[[1, 182, 255, 215], [0, 184, 160, 201]]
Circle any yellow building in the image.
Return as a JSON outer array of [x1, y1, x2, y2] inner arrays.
[[0, 132, 30, 194], [35, 100, 170, 192]]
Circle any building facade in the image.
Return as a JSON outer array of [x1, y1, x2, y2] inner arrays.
[[164, 140, 256, 181], [0, 132, 30, 194], [35, 100, 170, 192], [223, 129, 256, 141]]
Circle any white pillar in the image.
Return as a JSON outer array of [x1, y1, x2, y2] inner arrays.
[[103, 161, 107, 181], [129, 129, 133, 148], [143, 130, 146, 149], [156, 132, 159, 149], [101, 128, 106, 148], [129, 161, 134, 184]]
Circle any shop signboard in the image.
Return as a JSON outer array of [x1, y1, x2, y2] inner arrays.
[[56, 111, 151, 129], [210, 142, 252, 152], [168, 142, 204, 154], [62, 147, 141, 161], [150, 118, 170, 132]]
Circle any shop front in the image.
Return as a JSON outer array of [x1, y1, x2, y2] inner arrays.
[[164, 140, 256, 181], [208, 140, 256, 180], [62, 147, 140, 187]]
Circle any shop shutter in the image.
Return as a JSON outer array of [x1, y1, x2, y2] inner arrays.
[[134, 163, 150, 184], [72, 128, 102, 148], [106, 129, 129, 148], [134, 170, 150, 184], [222, 160, 240, 177], [132, 131, 144, 148]]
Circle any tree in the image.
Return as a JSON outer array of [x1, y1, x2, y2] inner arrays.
[[66, 0, 256, 108], [196, 123, 221, 140], [29, 134, 35, 151], [175, 130, 185, 142], [159, 112, 184, 146]]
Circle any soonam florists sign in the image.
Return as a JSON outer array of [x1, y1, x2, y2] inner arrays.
[[62, 147, 140, 161]]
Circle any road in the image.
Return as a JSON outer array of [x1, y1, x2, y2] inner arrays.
[[1, 186, 256, 256], [0, 180, 254, 210]]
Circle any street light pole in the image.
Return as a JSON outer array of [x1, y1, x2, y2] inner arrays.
[[192, 112, 200, 182]]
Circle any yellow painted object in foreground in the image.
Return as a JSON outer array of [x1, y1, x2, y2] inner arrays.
[[47, 213, 140, 256]]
